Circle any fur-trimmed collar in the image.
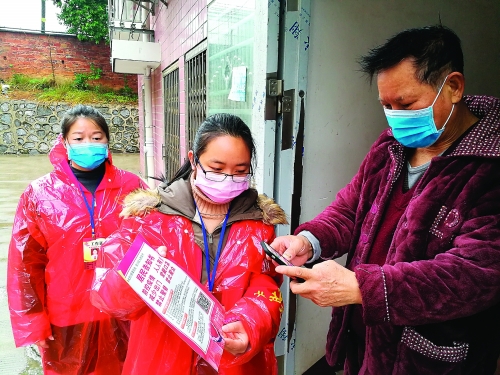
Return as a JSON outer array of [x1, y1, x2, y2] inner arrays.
[[120, 181, 288, 226]]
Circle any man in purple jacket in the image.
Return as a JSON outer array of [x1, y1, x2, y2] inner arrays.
[[272, 25, 500, 374]]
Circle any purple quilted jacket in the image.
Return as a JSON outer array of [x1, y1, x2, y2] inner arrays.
[[297, 96, 500, 374]]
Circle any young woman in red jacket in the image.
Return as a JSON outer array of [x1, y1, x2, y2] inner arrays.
[[8, 105, 147, 374], [91, 113, 287, 375]]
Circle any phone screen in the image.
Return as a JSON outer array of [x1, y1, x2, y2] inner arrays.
[[260, 241, 293, 266], [261, 241, 305, 283]]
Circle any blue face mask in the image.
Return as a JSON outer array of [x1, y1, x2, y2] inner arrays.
[[67, 143, 108, 169], [384, 76, 454, 148]]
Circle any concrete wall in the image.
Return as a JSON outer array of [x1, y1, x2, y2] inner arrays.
[[0, 100, 139, 154], [0, 29, 138, 91]]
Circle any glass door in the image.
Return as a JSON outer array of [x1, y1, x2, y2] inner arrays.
[[206, 0, 279, 195]]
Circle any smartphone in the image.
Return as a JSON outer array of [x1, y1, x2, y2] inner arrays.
[[261, 241, 293, 266], [261, 241, 305, 283]]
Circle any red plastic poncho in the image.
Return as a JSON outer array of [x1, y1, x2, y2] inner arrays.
[[91, 188, 285, 375], [7, 135, 146, 375]]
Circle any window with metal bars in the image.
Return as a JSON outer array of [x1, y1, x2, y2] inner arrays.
[[163, 67, 180, 181], [186, 50, 207, 150]]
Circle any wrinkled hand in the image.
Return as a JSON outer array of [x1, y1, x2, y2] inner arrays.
[[269, 235, 312, 266], [35, 335, 54, 349], [222, 321, 249, 355], [157, 246, 167, 258], [275, 260, 362, 307]]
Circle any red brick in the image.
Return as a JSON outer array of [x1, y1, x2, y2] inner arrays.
[[0, 30, 138, 91]]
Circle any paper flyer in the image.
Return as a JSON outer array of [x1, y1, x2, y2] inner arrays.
[[228, 66, 247, 102], [117, 234, 225, 371]]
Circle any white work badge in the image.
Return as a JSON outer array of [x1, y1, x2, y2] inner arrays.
[[83, 238, 105, 270]]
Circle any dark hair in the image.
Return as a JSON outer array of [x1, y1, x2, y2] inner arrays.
[[61, 105, 110, 140], [168, 113, 256, 185], [359, 25, 464, 88]]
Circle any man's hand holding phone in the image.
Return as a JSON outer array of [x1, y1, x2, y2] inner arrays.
[[261, 241, 305, 283], [269, 235, 313, 266]]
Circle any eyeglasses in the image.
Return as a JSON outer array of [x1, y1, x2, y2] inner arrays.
[[196, 158, 252, 183]]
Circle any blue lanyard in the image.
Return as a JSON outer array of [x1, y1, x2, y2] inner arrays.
[[195, 203, 231, 292], [78, 185, 96, 239]]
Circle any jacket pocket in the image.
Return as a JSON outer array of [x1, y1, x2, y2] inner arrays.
[[392, 326, 469, 375]]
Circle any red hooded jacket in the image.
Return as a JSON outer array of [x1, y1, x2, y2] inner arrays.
[[7, 136, 146, 372], [91, 179, 288, 375]]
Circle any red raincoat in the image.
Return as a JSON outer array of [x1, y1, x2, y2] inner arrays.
[[7, 135, 146, 374], [90, 181, 287, 375]]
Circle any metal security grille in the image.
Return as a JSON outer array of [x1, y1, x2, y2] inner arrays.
[[163, 68, 180, 181], [186, 49, 207, 151]]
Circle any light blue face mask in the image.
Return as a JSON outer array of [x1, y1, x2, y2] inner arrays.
[[67, 143, 108, 169], [384, 76, 454, 148]]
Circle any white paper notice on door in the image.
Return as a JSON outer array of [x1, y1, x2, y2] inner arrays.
[[228, 66, 247, 102]]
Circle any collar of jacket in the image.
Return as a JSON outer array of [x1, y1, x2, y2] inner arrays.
[[450, 95, 500, 157], [386, 95, 500, 160], [120, 177, 288, 226]]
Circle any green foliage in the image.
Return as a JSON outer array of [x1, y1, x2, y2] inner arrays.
[[52, 0, 109, 44], [7, 73, 137, 105], [9, 74, 55, 90], [73, 63, 103, 90], [38, 84, 138, 104], [117, 79, 134, 97], [117, 86, 134, 97]]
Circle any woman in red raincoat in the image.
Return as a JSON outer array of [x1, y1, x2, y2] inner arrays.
[[7, 105, 147, 374], [91, 113, 287, 375]]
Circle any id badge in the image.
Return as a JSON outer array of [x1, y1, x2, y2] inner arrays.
[[83, 238, 105, 270]]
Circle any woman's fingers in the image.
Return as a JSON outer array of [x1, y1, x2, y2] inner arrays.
[[156, 246, 167, 257]]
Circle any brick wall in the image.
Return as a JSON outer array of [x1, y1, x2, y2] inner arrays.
[[0, 29, 138, 91]]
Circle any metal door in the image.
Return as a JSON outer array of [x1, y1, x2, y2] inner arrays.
[[205, 1, 317, 373], [185, 42, 207, 151], [270, 1, 312, 374], [163, 64, 180, 181]]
